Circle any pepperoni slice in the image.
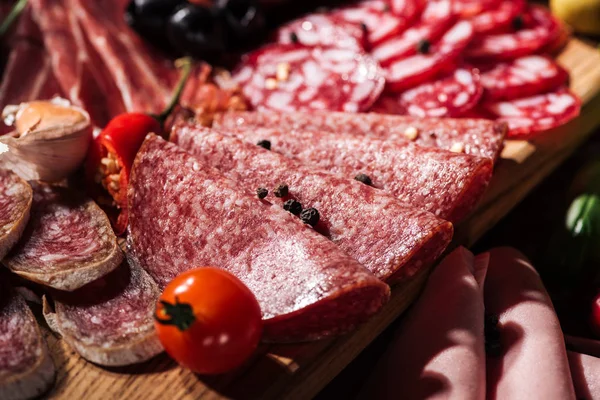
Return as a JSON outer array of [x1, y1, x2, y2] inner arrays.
[[482, 87, 581, 137], [372, 0, 455, 66], [466, 5, 560, 61], [331, 0, 411, 47], [453, 0, 496, 17], [478, 55, 569, 101], [471, 0, 526, 34], [276, 13, 367, 51], [371, 67, 483, 117], [233, 44, 385, 113], [385, 20, 474, 92]]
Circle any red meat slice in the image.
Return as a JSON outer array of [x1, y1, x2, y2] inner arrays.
[[371, 67, 483, 117], [127, 134, 390, 341], [233, 44, 385, 113], [471, 0, 526, 34], [482, 87, 581, 138], [478, 55, 569, 101], [0, 169, 31, 261]]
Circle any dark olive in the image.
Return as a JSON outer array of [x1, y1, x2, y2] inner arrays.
[[125, 0, 185, 51], [216, 0, 267, 51], [166, 4, 227, 62]]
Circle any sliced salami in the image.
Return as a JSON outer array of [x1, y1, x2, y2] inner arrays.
[[127, 134, 390, 341], [276, 13, 366, 51], [214, 110, 507, 162], [3, 182, 123, 291], [385, 20, 474, 92], [171, 123, 453, 282], [44, 262, 163, 367], [330, 0, 410, 47], [388, 0, 426, 20], [0, 281, 55, 400], [371, 67, 483, 118], [222, 125, 494, 223], [482, 87, 581, 137], [471, 0, 526, 34], [466, 5, 561, 61], [479, 55, 569, 101], [452, 0, 496, 17], [0, 169, 32, 260], [233, 44, 385, 113], [371, 0, 455, 66]]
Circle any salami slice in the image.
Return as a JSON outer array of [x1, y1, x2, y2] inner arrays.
[[388, 0, 426, 20], [385, 20, 474, 92], [0, 169, 32, 260], [479, 55, 569, 101], [471, 0, 526, 34], [482, 87, 581, 138], [128, 134, 390, 341], [233, 44, 385, 113], [4, 182, 123, 291], [0, 281, 55, 400], [371, 67, 483, 118], [276, 13, 366, 51], [43, 261, 163, 367], [214, 111, 507, 162], [453, 0, 496, 17], [371, 0, 455, 66], [222, 126, 493, 223], [466, 5, 561, 61], [330, 0, 410, 47], [171, 123, 453, 282]]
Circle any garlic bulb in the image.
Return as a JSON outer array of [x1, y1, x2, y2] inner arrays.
[[0, 97, 92, 182]]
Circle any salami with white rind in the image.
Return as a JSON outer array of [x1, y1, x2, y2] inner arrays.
[[171, 123, 453, 283], [471, 0, 526, 34], [0, 281, 55, 400], [3, 182, 123, 291], [233, 44, 385, 113], [0, 169, 31, 260], [482, 87, 581, 137], [371, 67, 483, 118], [479, 55, 569, 101], [43, 262, 163, 367], [127, 134, 390, 341]]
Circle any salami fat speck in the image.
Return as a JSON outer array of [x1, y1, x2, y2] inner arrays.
[[233, 44, 384, 113], [214, 111, 507, 162], [371, 67, 483, 118], [223, 126, 493, 223], [276, 13, 366, 51], [372, 0, 455, 66], [0, 281, 55, 400], [127, 134, 389, 341], [478, 55, 569, 101], [471, 0, 526, 34], [44, 262, 163, 367], [4, 182, 123, 291], [385, 20, 474, 92], [0, 169, 31, 260], [466, 5, 560, 61], [171, 123, 453, 282]]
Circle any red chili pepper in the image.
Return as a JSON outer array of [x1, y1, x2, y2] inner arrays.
[[85, 58, 192, 235]]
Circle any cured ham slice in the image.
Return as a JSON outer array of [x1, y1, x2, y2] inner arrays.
[[0, 169, 31, 259], [127, 134, 390, 341], [213, 111, 507, 162], [171, 122, 453, 282], [3, 182, 123, 291]]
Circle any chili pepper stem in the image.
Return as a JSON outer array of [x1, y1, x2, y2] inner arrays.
[[0, 0, 28, 38], [155, 296, 197, 332], [152, 57, 194, 129]]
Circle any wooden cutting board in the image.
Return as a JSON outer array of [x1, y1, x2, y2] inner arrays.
[[43, 38, 600, 400]]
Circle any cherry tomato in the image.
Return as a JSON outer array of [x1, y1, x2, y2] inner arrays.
[[155, 267, 262, 374]]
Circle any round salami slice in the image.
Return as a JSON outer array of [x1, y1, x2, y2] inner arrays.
[[371, 67, 483, 117], [479, 55, 569, 101], [276, 13, 366, 51], [453, 0, 496, 17], [372, 0, 455, 66], [233, 44, 385, 113], [482, 87, 581, 137], [466, 5, 560, 61], [385, 20, 474, 92], [471, 0, 526, 34], [330, 0, 409, 47]]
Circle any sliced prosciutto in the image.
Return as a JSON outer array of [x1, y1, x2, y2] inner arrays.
[[371, 67, 483, 118], [471, 0, 527, 34], [233, 43, 384, 113], [482, 87, 581, 138], [385, 20, 474, 92], [127, 134, 390, 341]]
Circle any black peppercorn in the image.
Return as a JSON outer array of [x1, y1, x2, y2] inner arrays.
[[360, 22, 368, 34], [274, 184, 289, 198], [257, 140, 271, 150], [256, 187, 268, 199], [416, 39, 431, 54], [290, 32, 299, 44], [300, 207, 320, 226], [512, 15, 524, 31], [283, 199, 302, 215], [354, 173, 373, 186]]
